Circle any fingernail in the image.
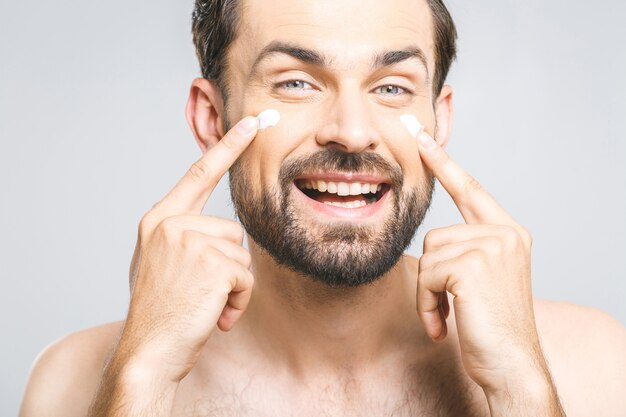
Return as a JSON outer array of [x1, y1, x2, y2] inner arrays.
[[236, 116, 258, 135], [418, 132, 437, 150]]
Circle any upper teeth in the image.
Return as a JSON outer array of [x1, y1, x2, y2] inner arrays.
[[299, 180, 382, 196]]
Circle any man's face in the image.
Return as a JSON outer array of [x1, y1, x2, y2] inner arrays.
[[225, 0, 440, 286]]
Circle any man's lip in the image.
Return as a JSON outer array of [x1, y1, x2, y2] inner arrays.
[[292, 182, 391, 219], [293, 172, 391, 184]]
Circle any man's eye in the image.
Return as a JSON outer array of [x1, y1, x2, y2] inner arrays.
[[376, 85, 407, 95], [277, 80, 313, 90]]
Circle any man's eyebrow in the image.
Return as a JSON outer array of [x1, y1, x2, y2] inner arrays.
[[249, 41, 330, 78], [372, 46, 429, 76], [248, 41, 429, 80]]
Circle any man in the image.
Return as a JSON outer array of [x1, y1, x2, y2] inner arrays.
[[19, 0, 626, 416]]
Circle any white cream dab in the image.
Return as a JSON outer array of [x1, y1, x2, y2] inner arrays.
[[400, 114, 424, 138], [256, 109, 280, 130]]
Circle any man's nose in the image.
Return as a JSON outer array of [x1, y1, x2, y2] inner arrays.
[[315, 86, 380, 153]]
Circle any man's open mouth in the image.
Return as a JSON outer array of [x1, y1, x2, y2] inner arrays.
[[294, 178, 390, 208]]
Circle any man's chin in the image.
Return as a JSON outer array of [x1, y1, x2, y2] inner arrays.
[[248, 202, 412, 288], [272, 243, 404, 288]]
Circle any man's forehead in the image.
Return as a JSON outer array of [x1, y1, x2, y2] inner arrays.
[[233, 0, 435, 73]]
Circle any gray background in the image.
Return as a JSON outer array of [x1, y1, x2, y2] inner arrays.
[[2, 0, 625, 414]]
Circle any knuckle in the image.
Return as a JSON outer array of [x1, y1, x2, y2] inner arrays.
[[138, 211, 158, 237], [156, 216, 181, 242], [193, 245, 227, 276], [485, 236, 504, 255], [234, 224, 245, 242], [197, 248, 222, 270], [458, 176, 482, 204], [234, 264, 252, 286], [187, 159, 212, 184], [215, 217, 244, 242], [423, 229, 442, 251], [499, 225, 524, 249], [241, 250, 252, 268], [463, 249, 487, 270], [215, 261, 238, 289], [520, 228, 533, 248], [238, 270, 255, 291], [226, 220, 245, 242], [418, 254, 432, 272], [180, 229, 203, 251], [221, 134, 240, 152], [464, 176, 482, 192]]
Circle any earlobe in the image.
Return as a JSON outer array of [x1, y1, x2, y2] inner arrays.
[[434, 85, 453, 149], [185, 77, 226, 153]]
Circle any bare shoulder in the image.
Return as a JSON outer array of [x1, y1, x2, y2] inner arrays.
[[19, 320, 125, 417], [533, 299, 626, 417]]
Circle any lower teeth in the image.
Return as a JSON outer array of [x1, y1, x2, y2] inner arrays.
[[324, 200, 368, 208]]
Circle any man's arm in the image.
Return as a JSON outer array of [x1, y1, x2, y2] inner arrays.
[[21, 113, 260, 417], [414, 128, 567, 415], [413, 129, 626, 416]]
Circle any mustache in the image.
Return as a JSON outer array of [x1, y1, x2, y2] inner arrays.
[[278, 147, 404, 191]]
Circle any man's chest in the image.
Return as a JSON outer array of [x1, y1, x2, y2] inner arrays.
[[172, 362, 490, 417], [177, 393, 489, 417]]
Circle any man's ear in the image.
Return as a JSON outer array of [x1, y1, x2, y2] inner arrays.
[[185, 77, 226, 153], [433, 84, 453, 149]]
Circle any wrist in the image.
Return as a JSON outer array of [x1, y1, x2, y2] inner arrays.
[[115, 329, 191, 383], [121, 355, 179, 386], [484, 371, 565, 417], [113, 357, 179, 415], [88, 351, 179, 417]]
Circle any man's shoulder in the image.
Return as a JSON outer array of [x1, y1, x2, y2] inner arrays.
[[19, 320, 125, 417], [533, 299, 626, 416], [533, 298, 626, 349]]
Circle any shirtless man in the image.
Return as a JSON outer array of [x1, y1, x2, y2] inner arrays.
[[19, 0, 626, 416]]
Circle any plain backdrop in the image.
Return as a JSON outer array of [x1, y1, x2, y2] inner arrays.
[[1, 0, 625, 414]]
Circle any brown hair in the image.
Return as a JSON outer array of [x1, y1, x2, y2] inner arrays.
[[192, 0, 457, 101]]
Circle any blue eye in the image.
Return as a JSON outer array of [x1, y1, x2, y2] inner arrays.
[[377, 85, 406, 95], [280, 80, 312, 90]]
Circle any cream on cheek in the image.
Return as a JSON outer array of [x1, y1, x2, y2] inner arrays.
[[397, 113, 433, 184], [400, 114, 424, 138], [250, 108, 304, 191], [256, 109, 280, 130], [252, 108, 281, 190], [373, 113, 428, 188]]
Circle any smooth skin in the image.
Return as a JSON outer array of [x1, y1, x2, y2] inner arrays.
[[19, 0, 626, 415]]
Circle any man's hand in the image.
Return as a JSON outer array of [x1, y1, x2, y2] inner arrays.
[[88, 115, 259, 417], [415, 132, 566, 416]]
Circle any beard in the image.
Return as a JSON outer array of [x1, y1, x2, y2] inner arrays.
[[229, 147, 434, 288]]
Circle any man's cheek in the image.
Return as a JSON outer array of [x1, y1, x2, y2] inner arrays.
[[370, 113, 426, 187], [252, 110, 317, 183]]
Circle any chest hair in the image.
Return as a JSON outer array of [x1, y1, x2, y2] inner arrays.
[[178, 357, 489, 417]]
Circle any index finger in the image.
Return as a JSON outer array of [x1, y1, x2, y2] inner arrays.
[[158, 116, 259, 214], [417, 131, 515, 226]]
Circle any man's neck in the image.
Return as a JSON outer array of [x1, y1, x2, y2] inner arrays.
[[238, 239, 431, 376]]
